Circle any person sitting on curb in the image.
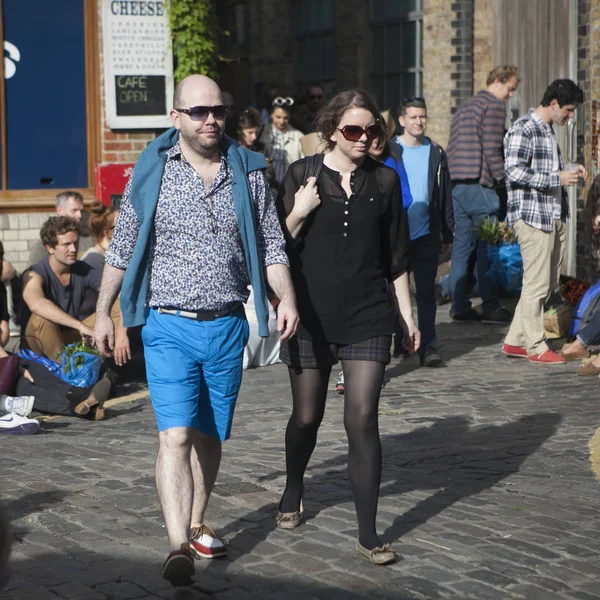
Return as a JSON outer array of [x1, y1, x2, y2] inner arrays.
[[28, 191, 93, 265], [81, 202, 131, 367], [558, 306, 600, 375], [22, 216, 121, 359], [0, 240, 39, 435]]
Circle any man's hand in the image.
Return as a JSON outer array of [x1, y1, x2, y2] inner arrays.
[[440, 243, 452, 256], [94, 315, 115, 358], [401, 318, 421, 353], [78, 322, 95, 343], [276, 298, 299, 342], [113, 328, 131, 366], [576, 164, 588, 181], [292, 177, 321, 220], [559, 169, 582, 187]]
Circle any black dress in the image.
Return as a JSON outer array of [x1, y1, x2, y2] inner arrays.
[[276, 156, 409, 345]]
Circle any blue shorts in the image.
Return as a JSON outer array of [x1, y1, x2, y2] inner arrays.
[[142, 308, 250, 440]]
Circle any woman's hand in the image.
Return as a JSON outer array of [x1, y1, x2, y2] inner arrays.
[[291, 177, 321, 220], [401, 317, 421, 353], [113, 328, 131, 367]]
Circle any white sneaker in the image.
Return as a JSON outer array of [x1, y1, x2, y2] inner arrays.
[[0, 395, 35, 417], [335, 371, 344, 394], [0, 413, 40, 435]]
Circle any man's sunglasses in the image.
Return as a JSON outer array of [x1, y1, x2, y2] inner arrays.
[[175, 105, 227, 121], [336, 124, 379, 142]]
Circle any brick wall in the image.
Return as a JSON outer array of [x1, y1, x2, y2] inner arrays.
[[0, 213, 54, 274], [473, 0, 493, 93], [422, 0, 455, 147]]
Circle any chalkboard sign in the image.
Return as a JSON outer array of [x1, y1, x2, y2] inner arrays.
[[115, 75, 166, 116]]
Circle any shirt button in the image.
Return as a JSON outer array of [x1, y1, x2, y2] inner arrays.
[[343, 233, 347, 237], [344, 211, 348, 215], [345, 201, 349, 205], [344, 222, 348, 226]]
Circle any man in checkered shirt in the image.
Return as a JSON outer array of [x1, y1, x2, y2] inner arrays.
[[502, 79, 586, 365]]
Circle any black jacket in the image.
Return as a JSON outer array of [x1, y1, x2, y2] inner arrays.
[[391, 137, 454, 245]]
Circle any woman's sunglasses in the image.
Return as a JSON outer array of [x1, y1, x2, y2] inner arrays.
[[175, 105, 227, 121], [336, 124, 379, 142], [272, 96, 294, 107]]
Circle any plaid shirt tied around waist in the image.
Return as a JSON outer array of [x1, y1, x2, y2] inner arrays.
[[504, 109, 568, 232]]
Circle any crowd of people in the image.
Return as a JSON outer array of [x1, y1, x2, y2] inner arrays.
[[0, 67, 596, 590]]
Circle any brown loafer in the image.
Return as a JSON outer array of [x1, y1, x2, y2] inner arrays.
[[577, 362, 600, 376], [356, 539, 398, 565]]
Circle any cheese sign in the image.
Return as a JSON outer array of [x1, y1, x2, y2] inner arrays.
[[103, 0, 173, 128]]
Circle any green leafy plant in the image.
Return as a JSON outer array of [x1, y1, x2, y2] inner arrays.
[[59, 341, 101, 374], [166, 0, 217, 82], [472, 217, 516, 245]]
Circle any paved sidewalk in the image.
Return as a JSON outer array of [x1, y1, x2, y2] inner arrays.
[[2, 312, 600, 599]]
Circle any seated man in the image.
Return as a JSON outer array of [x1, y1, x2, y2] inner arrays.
[[22, 216, 118, 361], [558, 306, 600, 375], [28, 191, 93, 266]]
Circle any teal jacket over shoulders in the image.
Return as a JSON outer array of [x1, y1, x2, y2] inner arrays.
[[120, 127, 272, 337]]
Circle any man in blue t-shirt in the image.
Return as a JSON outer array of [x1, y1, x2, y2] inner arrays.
[[392, 97, 454, 366]]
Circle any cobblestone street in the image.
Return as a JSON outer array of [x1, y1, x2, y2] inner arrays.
[[2, 312, 600, 600]]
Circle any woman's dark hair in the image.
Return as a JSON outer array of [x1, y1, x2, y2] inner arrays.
[[269, 102, 293, 116], [541, 79, 584, 108], [237, 107, 262, 134], [316, 89, 386, 152], [88, 201, 118, 243], [40, 216, 80, 249]]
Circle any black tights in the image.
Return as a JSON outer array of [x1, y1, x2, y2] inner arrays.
[[280, 359, 386, 549]]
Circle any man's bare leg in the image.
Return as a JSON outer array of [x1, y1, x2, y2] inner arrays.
[[156, 427, 195, 551], [190, 430, 221, 528]]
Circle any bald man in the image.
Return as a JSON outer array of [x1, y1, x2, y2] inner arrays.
[[94, 75, 298, 586]]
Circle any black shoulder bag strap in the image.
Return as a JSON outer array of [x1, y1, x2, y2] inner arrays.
[[302, 153, 325, 184]]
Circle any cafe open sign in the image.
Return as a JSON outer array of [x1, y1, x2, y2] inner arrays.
[[103, 1, 173, 129], [115, 75, 166, 116]]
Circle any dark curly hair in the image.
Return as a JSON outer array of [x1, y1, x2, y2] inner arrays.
[[40, 216, 80, 249], [315, 89, 386, 153]]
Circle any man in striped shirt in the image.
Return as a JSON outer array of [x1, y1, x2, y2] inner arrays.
[[502, 79, 585, 364], [447, 66, 519, 323]]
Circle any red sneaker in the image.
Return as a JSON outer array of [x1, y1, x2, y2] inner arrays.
[[188, 523, 227, 559], [501, 344, 528, 358], [162, 545, 194, 586], [528, 349, 566, 364]]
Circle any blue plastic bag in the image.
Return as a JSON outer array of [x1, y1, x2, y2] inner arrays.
[[59, 345, 102, 388], [486, 242, 523, 296], [17, 348, 63, 379]]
